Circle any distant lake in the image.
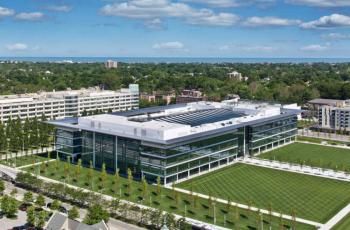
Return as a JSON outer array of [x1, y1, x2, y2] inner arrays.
[[1, 57, 350, 64]]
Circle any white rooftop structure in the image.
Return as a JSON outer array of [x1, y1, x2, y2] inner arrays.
[[72, 100, 294, 143]]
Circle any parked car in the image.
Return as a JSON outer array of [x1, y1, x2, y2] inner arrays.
[[18, 203, 32, 212]]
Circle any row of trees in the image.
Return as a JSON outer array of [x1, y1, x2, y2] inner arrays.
[[2, 62, 350, 105], [15, 172, 188, 229], [0, 114, 52, 153]]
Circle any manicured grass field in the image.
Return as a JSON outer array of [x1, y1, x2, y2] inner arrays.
[[259, 143, 350, 171], [0, 154, 51, 167], [23, 160, 314, 229], [177, 163, 350, 223]]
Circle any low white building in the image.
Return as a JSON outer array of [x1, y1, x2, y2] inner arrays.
[[0, 84, 139, 123], [105, 60, 118, 69]]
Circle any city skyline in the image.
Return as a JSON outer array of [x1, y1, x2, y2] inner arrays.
[[1, 0, 350, 58]]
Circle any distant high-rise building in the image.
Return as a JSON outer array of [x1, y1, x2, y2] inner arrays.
[[105, 60, 118, 69]]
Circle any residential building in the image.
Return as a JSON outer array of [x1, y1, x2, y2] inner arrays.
[[141, 91, 176, 105], [105, 60, 118, 69], [311, 99, 350, 131], [50, 100, 299, 184], [45, 212, 109, 230], [0, 84, 139, 123], [140, 93, 156, 103], [176, 89, 207, 104]]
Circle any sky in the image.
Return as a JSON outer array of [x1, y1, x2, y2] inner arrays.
[[1, 0, 350, 58]]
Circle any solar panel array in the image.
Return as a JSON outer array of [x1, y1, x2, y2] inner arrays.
[[154, 108, 244, 127]]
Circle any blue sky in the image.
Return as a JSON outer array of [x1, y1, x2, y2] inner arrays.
[[1, 0, 350, 57]]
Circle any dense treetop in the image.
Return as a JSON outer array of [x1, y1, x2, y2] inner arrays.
[[1, 62, 350, 105]]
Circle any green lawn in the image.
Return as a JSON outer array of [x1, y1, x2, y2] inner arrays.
[[332, 213, 350, 230], [23, 160, 314, 230], [259, 143, 350, 171], [0, 154, 51, 167], [177, 163, 350, 223]]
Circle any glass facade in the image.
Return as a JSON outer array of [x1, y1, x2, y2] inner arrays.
[[58, 114, 298, 184], [55, 128, 82, 161], [248, 115, 297, 155]]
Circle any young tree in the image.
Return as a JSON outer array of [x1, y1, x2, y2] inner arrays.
[[1, 195, 18, 217], [35, 194, 45, 207], [142, 176, 148, 200], [26, 206, 36, 226], [87, 160, 93, 187], [51, 199, 61, 210], [23, 191, 34, 204], [84, 204, 110, 225], [156, 176, 161, 196], [127, 168, 133, 195], [40, 161, 46, 174], [36, 210, 47, 229], [113, 169, 120, 194], [0, 179, 5, 195], [68, 206, 80, 220], [100, 163, 107, 189]]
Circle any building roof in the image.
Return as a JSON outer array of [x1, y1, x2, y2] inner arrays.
[[46, 212, 109, 230], [308, 99, 345, 106], [49, 100, 300, 146]]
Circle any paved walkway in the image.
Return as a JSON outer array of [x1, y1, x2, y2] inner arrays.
[[242, 157, 350, 182], [320, 203, 350, 230], [298, 129, 350, 143], [297, 139, 350, 150], [17, 159, 56, 169], [170, 187, 323, 228]]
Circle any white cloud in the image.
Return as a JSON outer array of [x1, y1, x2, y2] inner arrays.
[[6, 43, 28, 51], [183, 0, 275, 7], [286, 0, 350, 7], [300, 44, 329, 51], [153, 41, 184, 49], [219, 45, 231, 51], [100, 0, 239, 27], [15, 12, 44, 21], [186, 10, 239, 26], [144, 18, 164, 29], [46, 5, 72, 12], [242, 45, 278, 52], [322, 33, 350, 41], [243, 16, 301, 27], [300, 14, 350, 29], [0, 6, 15, 18]]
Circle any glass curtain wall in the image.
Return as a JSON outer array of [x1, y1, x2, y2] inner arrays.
[[248, 115, 297, 155], [55, 128, 82, 161]]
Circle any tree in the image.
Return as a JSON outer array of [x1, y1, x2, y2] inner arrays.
[[51, 199, 61, 210], [113, 169, 120, 194], [142, 176, 148, 200], [87, 160, 93, 187], [84, 204, 110, 225], [100, 163, 107, 189], [1, 195, 18, 217], [36, 210, 47, 229], [35, 194, 45, 207], [68, 206, 79, 220], [40, 161, 46, 174], [23, 191, 34, 204], [0, 179, 5, 194], [27, 206, 36, 226], [156, 176, 161, 196], [127, 168, 133, 195]]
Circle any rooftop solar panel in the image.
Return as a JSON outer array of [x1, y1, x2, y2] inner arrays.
[[153, 109, 244, 126]]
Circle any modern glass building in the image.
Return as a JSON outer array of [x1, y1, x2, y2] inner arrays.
[[50, 100, 299, 184]]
